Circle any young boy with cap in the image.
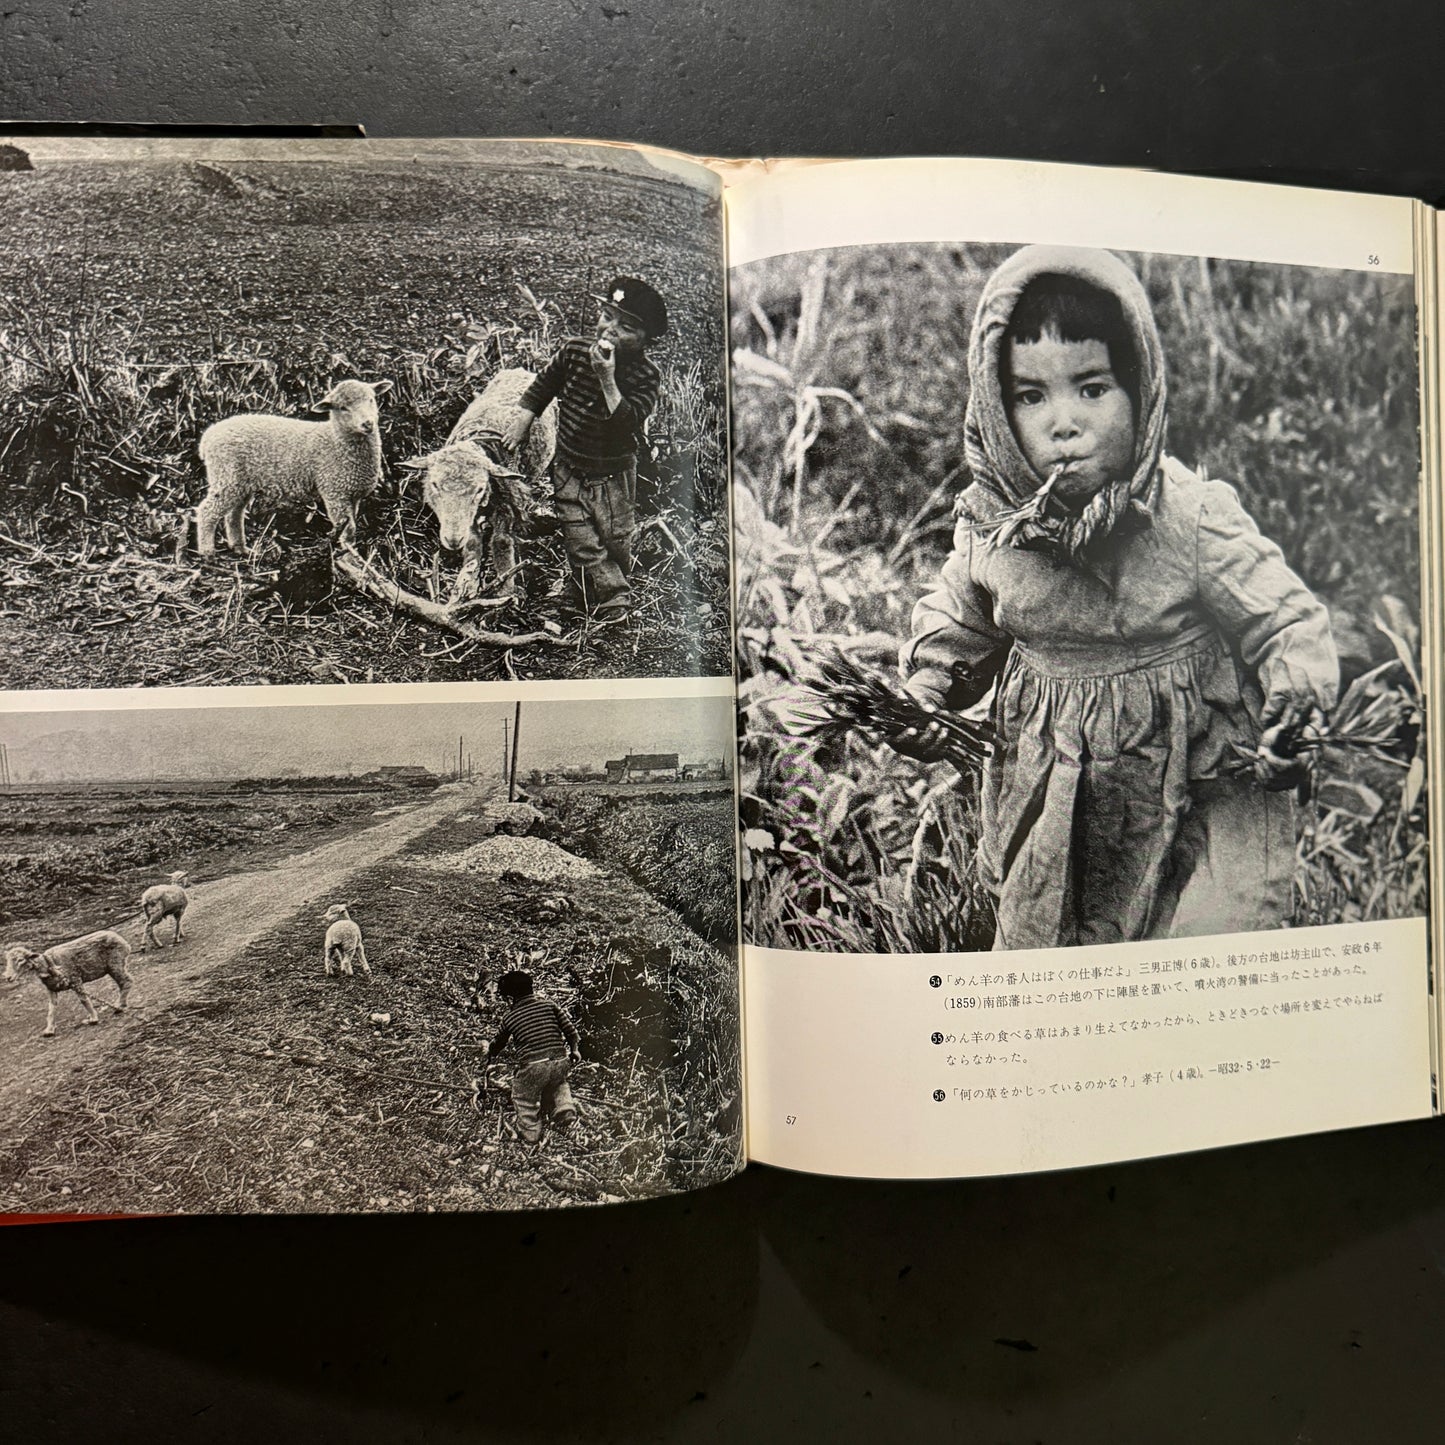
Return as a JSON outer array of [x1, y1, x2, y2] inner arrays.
[[502, 276, 669, 621]]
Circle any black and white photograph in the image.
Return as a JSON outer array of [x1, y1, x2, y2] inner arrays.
[[0, 690, 742, 1213], [0, 138, 730, 687], [733, 241, 1427, 953]]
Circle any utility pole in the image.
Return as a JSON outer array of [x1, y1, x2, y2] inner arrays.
[[509, 701, 522, 802], [502, 718, 509, 781]]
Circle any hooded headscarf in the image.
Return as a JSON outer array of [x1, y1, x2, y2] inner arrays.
[[957, 245, 1168, 565]]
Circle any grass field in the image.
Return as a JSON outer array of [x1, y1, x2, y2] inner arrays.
[[0, 155, 730, 684], [538, 781, 738, 947], [731, 243, 1428, 953], [0, 780, 399, 931]]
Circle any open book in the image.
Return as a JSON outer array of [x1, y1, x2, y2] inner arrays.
[[0, 136, 1437, 1216]]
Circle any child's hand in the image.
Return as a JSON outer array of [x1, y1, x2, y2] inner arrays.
[[1255, 728, 1310, 791], [897, 715, 954, 764], [1254, 697, 1325, 791], [500, 408, 533, 454], [896, 673, 955, 764], [589, 339, 617, 382]]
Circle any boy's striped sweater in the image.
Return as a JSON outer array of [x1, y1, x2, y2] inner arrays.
[[519, 338, 660, 469]]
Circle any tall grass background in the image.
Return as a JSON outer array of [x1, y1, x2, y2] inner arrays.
[[0, 277, 724, 543], [732, 243, 1427, 952]]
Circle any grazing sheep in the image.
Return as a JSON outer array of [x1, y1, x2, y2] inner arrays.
[[195, 378, 393, 555], [140, 870, 191, 951], [3, 931, 133, 1038], [399, 368, 557, 604], [321, 903, 370, 979]]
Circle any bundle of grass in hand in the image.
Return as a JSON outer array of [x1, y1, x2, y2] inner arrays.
[[1219, 659, 1419, 783], [788, 645, 997, 775]]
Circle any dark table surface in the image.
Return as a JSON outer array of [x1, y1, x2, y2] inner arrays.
[[3, 3, 1444, 1441]]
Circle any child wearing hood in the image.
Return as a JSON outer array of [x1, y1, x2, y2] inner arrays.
[[900, 245, 1339, 950]]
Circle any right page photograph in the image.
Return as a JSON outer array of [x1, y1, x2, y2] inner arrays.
[[728, 159, 1436, 1178]]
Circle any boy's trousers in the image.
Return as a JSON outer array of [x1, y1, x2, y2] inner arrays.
[[511, 1056, 576, 1142], [552, 455, 636, 608]]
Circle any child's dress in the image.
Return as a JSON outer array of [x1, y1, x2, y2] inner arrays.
[[901, 245, 1339, 950], [904, 455, 1339, 948]]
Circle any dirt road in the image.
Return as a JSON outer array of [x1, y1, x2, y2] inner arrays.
[[0, 784, 485, 1128]]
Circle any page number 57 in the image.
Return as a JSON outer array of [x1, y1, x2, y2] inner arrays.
[[786, 1114, 797, 1126]]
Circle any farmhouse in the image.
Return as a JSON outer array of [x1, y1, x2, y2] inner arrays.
[[361, 764, 438, 788], [681, 758, 728, 782], [605, 752, 680, 784]]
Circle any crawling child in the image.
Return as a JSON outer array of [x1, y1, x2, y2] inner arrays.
[[482, 968, 581, 1143]]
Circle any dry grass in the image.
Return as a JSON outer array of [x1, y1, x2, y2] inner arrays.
[[538, 782, 738, 947], [0, 781, 401, 932]]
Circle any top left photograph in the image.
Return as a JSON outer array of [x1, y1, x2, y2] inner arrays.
[[0, 137, 730, 688]]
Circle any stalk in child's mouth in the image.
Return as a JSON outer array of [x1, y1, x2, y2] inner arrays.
[[1039, 460, 1073, 495]]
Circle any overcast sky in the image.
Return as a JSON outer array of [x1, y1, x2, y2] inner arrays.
[[0, 695, 732, 782]]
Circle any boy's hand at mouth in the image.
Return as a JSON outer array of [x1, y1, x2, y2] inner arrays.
[[590, 338, 617, 378]]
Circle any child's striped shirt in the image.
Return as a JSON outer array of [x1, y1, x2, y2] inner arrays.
[[519, 338, 660, 469], [491, 995, 580, 1063]]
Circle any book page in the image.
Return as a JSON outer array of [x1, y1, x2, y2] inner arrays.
[[0, 136, 742, 1215], [728, 157, 1434, 1178], [1429, 207, 1445, 1104]]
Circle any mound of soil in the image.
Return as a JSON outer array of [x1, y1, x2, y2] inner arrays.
[[419, 835, 599, 883]]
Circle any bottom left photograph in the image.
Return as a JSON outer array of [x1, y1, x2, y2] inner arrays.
[[0, 687, 742, 1215]]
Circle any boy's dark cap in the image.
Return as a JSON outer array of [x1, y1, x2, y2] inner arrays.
[[592, 276, 669, 338]]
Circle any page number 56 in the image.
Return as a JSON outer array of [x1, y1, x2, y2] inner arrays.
[[1367, 253, 1380, 265]]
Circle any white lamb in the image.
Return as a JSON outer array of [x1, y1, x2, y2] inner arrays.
[[195, 378, 393, 555], [140, 870, 191, 951], [3, 930, 134, 1038], [321, 903, 371, 979], [399, 368, 557, 604]]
